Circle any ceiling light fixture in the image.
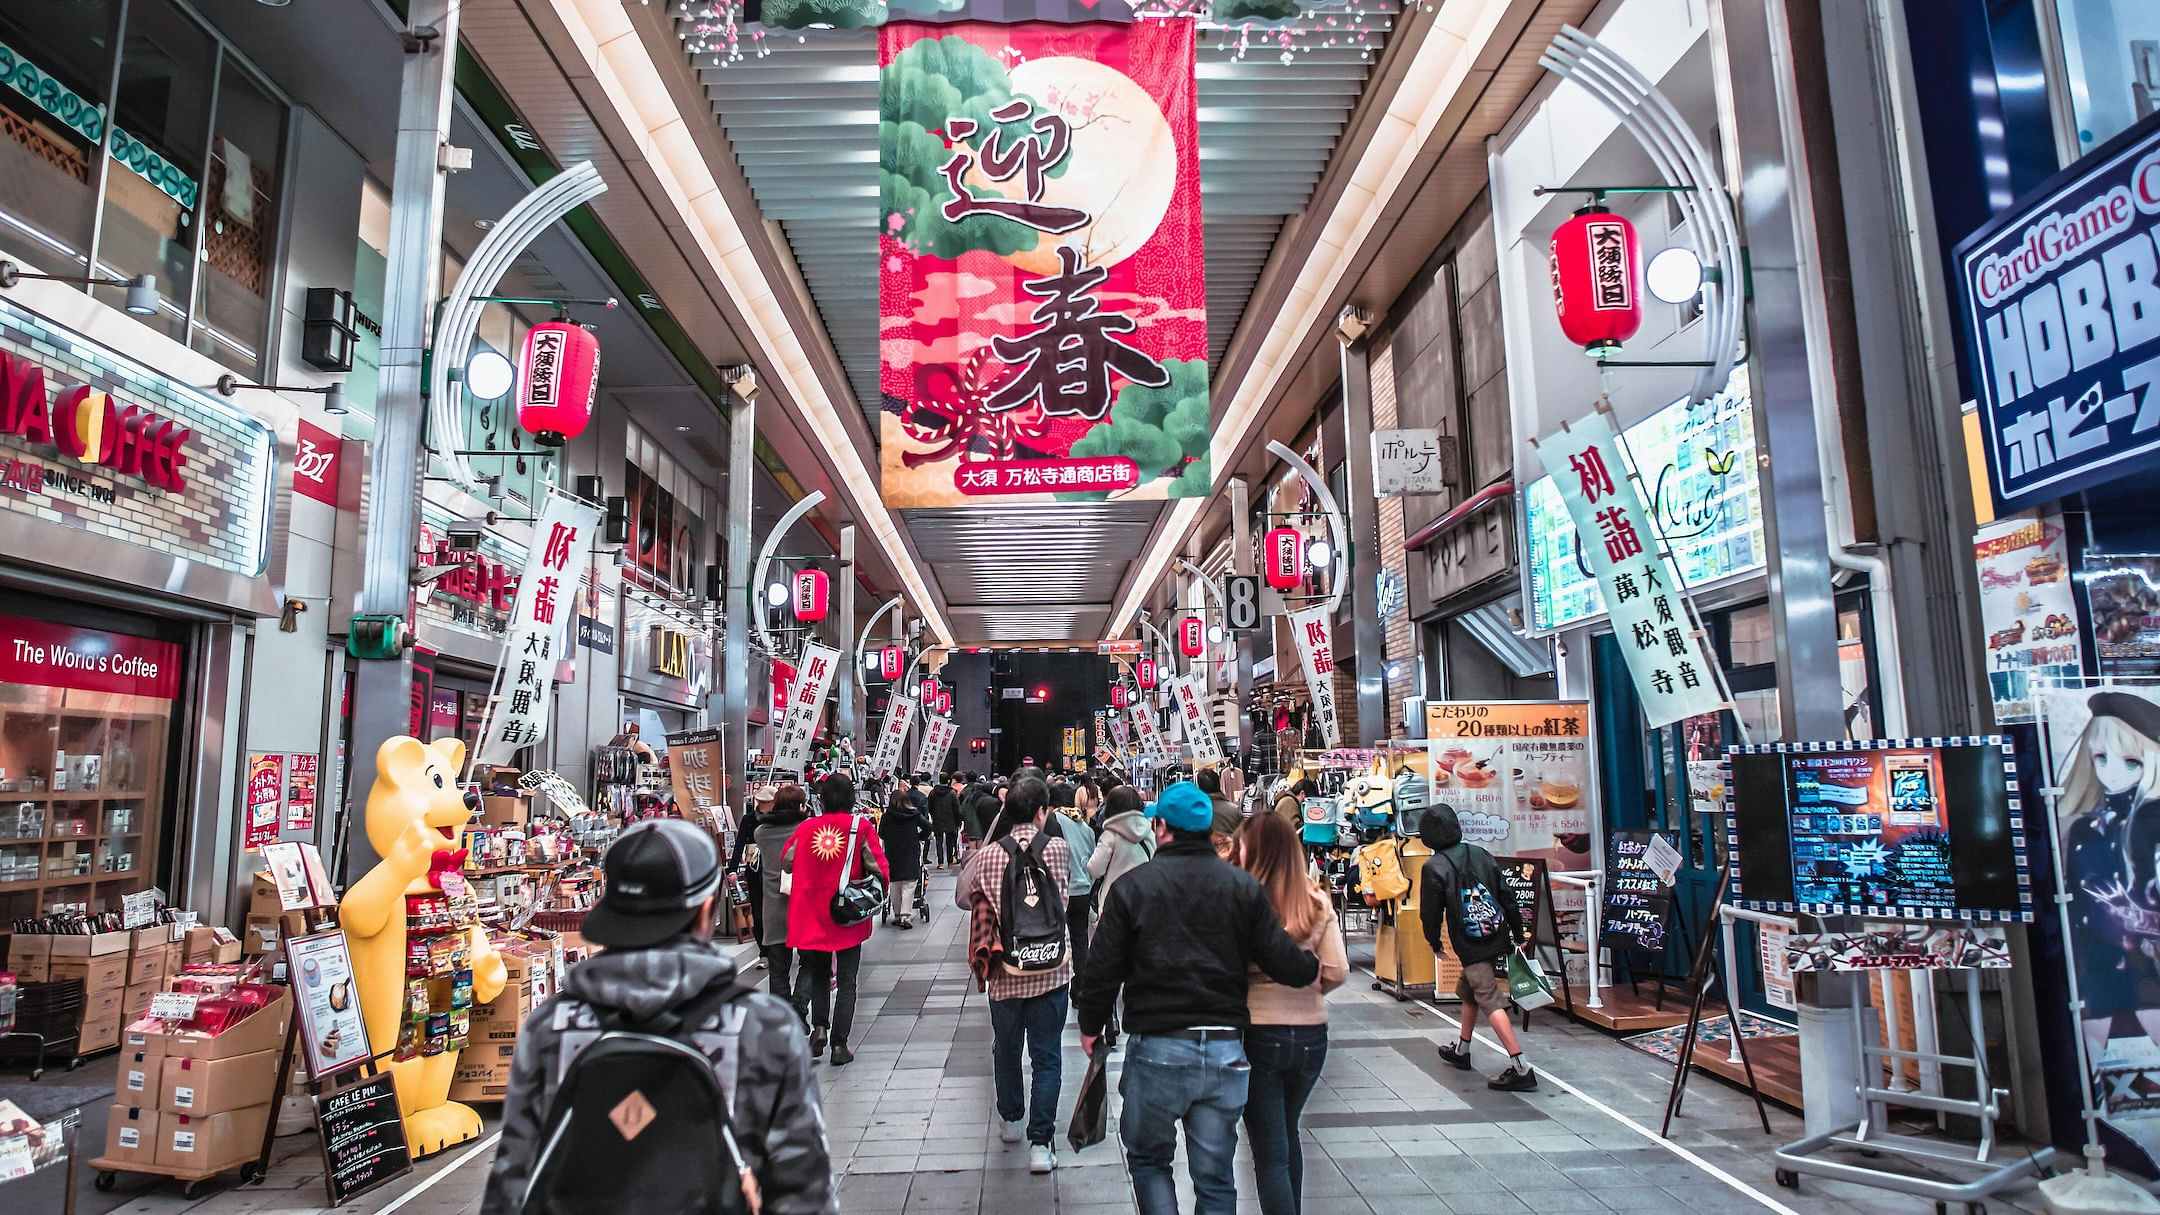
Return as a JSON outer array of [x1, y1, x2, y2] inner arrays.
[[0, 259, 160, 316]]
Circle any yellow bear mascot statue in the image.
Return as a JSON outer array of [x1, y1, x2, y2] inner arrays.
[[340, 736, 506, 1156]]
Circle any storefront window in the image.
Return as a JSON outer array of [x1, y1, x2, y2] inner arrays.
[[191, 61, 283, 377], [0, 0, 116, 273], [96, 0, 214, 344], [2056, 0, 2160, 153]]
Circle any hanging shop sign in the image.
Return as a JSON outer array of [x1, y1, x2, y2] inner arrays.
[[1112, 685, 1128, 709], [1264, 527, 1304, 590], [880, 645, 906, 680], [0, 615, 180, 699], [1422, 700, 1595, 906], [1171, 674, 1222, 767], [515, 321, 599, 447], [476, 490, 599, 765], [292, 420, 342, 508], [1550, 207, 1643, 357], [877, 18, 1207, 508], [1973, 512, 2081, 722], [1130, 701, 1169, 761], [1525, 366, 1761, 632], [1287, 604, 1342, 748], [1179, 615, 1205, 658], [870, 695, 918, 780], [792, 569, 830, 623], [0, 302, 274, 584], [1371, 427, 1450, 497], [1535, 410, 1726, 727], [771, 642, 842, 775], [1954, 112, 2160, 512], [916, 715, 958, 774], [1137, 658, 1158, 690]]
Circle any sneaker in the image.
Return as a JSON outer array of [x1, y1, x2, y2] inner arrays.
[[1438, 1042, 1473, 1070], [1029, 1143, 1057, 1173], [830, 1044, 855, 1067], [999, 1118, 1024, 1144], [810, 1027, 828, 1059], [1488, 1064, 1538, 1092]]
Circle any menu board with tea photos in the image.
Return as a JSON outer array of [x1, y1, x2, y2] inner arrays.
[[1423, 701, 1596, 907], [288, 928, 372, 1079]]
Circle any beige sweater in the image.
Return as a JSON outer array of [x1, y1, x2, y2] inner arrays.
[[1247, 887, 1349, 1026]]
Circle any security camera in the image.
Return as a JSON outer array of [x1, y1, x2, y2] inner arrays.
[[445, 521, 485, 552]]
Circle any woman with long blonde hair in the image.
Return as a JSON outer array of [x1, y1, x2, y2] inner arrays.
[[1235, 812, 1347, 1215], [2059, 693, 2160, 1060]]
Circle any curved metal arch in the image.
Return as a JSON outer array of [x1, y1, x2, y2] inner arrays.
[[1265, 440, 1351, 617], [430, 162, 608, 491], [1174, 557, 1232, 671], [750, 490, 825, 656], [853, 596, 903, 697]]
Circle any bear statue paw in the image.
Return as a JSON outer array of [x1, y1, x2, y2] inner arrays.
[[405, 1101, 484, 1158]]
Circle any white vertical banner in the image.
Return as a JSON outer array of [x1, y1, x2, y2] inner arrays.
[[1172, 675, 1223, 766], [1130, 703, 1168, 760], [914, 714, 957, 775], [477, 490, 600, 766], [869, 695, 918, 779], [1536, 411, 1725, 727], [770, 641, 842, 775], [1287, 604, 1341, 748]]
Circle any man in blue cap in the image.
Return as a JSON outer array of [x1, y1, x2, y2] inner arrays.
[[1076, 780, 1319, 1215]]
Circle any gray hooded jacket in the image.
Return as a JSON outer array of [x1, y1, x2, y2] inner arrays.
[[478, 936, 834, 1215]]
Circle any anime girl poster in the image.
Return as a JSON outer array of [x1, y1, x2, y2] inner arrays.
[[2040, 682, 2160, 1169]]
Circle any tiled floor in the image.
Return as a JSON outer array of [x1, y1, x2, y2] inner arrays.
[[14, 866, 2055, 1214]]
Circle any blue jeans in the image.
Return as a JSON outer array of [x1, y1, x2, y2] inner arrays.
[[991, 986, 1069, 1145], [1118, 1033, 1251, 1215], [1241, 1024, 1328, 1215]]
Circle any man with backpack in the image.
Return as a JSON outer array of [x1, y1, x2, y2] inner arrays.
[[480, 819, 834, 1215], [954, 775, 1071, 1174], [1417, 804, 1537, 1091]]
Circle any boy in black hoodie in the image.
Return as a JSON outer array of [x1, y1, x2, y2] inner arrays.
[[1417, 805, 1537, 1091]]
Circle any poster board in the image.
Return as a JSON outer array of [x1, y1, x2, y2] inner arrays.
[[286, 929, 373, 1080], [665, 728, 724, 820], [315, 1072, 412, 1206], [1422, 701, 1596, 909]]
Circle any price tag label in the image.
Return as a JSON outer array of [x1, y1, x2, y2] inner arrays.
[[0, 1139, 32, 1181], [148, 992, 199, 1021], [122, 890, 158, 930]]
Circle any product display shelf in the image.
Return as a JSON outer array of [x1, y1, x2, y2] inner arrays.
[[0, 699, 168, 919]]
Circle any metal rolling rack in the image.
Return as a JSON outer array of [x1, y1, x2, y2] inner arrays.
[[1770, 964, 2054, 1213], [0, 1105, 83, 1215]]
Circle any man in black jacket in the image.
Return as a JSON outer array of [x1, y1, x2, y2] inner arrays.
[[1077, 781, 1318, 1215], [927, 773, 962, 868], [481, 820, 834, 1214], [1418, 805, 1536, 1091]]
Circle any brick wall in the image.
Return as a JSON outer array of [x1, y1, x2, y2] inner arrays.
[[0, 300, 274, 578]]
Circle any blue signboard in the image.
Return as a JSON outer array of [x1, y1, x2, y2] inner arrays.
[[1956, 111, 2160, 512]]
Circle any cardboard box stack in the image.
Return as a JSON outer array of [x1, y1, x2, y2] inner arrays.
[[48, 929, 128, 1052], [9, 915, 244, 1057], [243, 872, 285, 959], [102, 985, 289, 1177], [478, 765, 529, 827], [448, 929, 561, 1104]]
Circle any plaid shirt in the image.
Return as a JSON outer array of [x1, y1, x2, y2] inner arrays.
[[971, 824, 1073, 1001]]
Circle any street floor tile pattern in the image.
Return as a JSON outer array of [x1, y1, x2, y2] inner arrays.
[[34, 867, 2051, 1214]]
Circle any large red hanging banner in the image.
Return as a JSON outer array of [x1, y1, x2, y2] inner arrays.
[[879, 18, 1207, 508]]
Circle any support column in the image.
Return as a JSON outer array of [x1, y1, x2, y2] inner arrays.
[[721, 387, 756, 818], [838, 525, 858, 745], [346, 0, 458, 879], [1231, 477, 1255, 756], [1716, 0, 1845, 741], [1338, 334, 1386, 746]]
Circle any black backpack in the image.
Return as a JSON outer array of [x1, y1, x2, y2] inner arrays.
[[520, 980, 756, 1215], [997, 831, 1068, 974], [1435, 846, 1505, 942]]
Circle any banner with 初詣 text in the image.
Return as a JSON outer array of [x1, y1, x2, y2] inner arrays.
[[1287, 604, 1341, 747], [771, 643, 843, 775], [870, 695, 918, 779], [878, 19, 1207, 508], [915, 714, 957, 775], [477, 489, 598, 765], [1171, 674, 1222, 766], [1536, 411, 1724, 728]]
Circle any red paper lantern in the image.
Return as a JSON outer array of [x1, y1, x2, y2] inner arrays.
[[792, 569, 829, 622], [1179, 615, 1205, 658], [1137, 659, 1157, 690], [771, 658, 796, 718], [1264, 527, 1303, 590], [515, 321, 600, 446], [879, 646, 905, 681], [921, 677, 941, 706], [937, 689, 952, 715], [1112, 685, 1128, 709], [1548, 207, 1643, 357]]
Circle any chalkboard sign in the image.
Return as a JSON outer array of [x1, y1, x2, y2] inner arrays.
[[1600, 830, 1672, 958], [316, 1072, 412, 1206], [1494, 856, 1547, 948]]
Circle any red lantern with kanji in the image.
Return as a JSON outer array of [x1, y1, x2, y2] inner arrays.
[[1138, 659, 1157, 690], [1112, 685, 1128, 709], [792, 569, 829, 622], [1179, 615, 1205, 658], [937, 688, 952, 714], [1264, 526, 1303, 590], [879, 645, 905, 680], [515, 321, 600, 446], [921, 677, 941, 707], [1549, 206, 1643, 357]]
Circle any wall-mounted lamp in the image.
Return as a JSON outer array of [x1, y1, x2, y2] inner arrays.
[[0, 260, 159, 317], [215, 373, 347, 416]]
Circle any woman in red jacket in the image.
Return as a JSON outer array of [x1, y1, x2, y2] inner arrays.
[[785, 772, 889, 1066]]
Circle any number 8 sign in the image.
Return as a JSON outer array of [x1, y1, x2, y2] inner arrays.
[[1225, 575, 1261, 632]]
